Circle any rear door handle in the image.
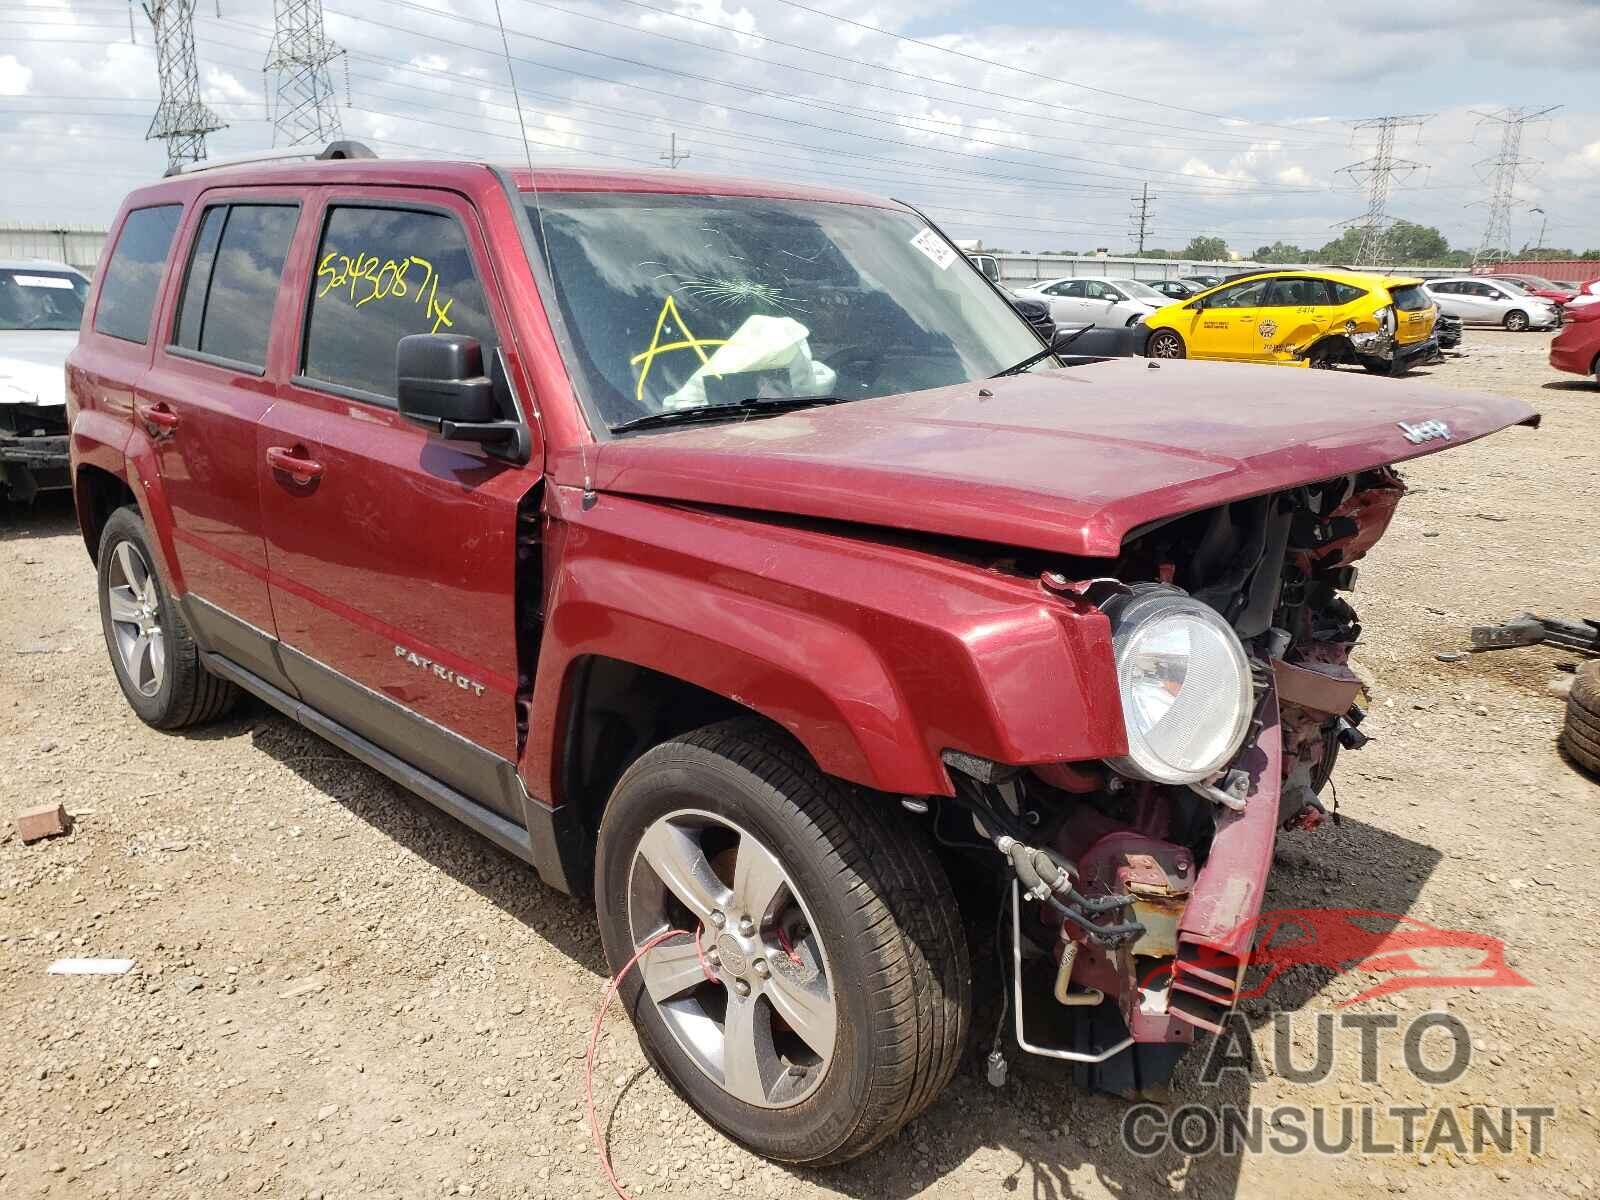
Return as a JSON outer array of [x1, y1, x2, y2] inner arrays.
[[265, 444, 325, 484], [135, 401, 179, 434]]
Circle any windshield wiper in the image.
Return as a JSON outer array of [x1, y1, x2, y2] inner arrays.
[[991, 324, 1095, 377], [611, 395, 848, 434]]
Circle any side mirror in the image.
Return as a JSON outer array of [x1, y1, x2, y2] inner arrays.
[[397, 334, 527, 461], [1187, 298, 1206, 311]]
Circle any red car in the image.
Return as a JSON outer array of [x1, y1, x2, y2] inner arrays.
[[1486, 273, 1578, 308], [65, 143, 1536, 1164], [1550, 300, 1600, 383]]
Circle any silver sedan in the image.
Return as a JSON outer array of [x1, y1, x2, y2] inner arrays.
[[1423, 278, 1561, 331], [1008, 276, 1170, 329]]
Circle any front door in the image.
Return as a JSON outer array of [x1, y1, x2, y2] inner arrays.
[[139, 197, 302, 685], [1192, 278, 1270, 360], [257, 190, 540, 824]]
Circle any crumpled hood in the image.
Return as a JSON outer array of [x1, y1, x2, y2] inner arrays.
[[0, 331, 76, 408], [592, 357, 1538, 558]]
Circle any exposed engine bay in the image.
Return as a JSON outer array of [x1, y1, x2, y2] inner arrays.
[[941, 467, 1406, 1095]]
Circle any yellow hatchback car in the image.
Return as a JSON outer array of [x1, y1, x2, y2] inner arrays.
[[1141, 268, 1438, 375]]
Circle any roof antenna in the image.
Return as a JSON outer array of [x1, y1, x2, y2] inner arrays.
[[491, 0, 535, 180]]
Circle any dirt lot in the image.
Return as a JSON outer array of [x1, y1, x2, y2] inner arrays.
[[3, 328, 1598, 1200]]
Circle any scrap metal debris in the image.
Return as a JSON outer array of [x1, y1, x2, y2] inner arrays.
[[1470, 614, 1600, 656]]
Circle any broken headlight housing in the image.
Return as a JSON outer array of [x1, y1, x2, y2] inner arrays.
[[1103, 589, 1253, 785]]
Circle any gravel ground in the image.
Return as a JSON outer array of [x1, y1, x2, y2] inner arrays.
[[3, 328, 1598, 1200]]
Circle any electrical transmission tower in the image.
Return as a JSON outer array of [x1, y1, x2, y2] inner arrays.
[[264, 0, 347, 147], [1129, 182, 1155, 254], [143, 1, 225, 170], [1471, 105, 1560, 266], [659, 132, 690, 169], [1336, 114, 1431, 266]]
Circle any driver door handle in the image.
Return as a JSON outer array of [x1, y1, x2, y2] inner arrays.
[[135, 401, 179, 434], [265, 444, 325, 484]]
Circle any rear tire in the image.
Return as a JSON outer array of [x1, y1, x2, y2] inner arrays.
[[96, 507, 238, 729], [1147, 329, 1185, 359], [1504, 309, 1530, 332], [594, 719, 969, 1165]]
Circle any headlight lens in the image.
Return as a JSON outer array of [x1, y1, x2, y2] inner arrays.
[[1104, 590, 1254, 784]]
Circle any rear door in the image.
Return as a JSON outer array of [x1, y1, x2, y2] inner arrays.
[[257, 189, 539, 824], [136, 194, 302, 687], [1259, 277, 1334, 362]]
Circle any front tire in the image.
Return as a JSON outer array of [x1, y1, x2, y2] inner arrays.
[[595, 720, 969, 1165], [1147, 329, 1185, 359], [1504, 309, 1530, 332], [97, 507, 238, 729]]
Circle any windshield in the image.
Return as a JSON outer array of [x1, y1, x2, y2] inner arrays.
[[1109, 279, 1166, 303], [0, 269, 87, 331], [524, 192, 1040, 431], [1516, 276, 1562, 290], [1492, 279, 1532, 296]]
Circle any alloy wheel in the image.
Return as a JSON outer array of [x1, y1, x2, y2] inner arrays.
[[106, 540, 165, 697], [1150, 332, 1183, 359], [627, 809, 837, 1109]]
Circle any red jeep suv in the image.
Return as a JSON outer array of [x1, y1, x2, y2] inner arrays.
[[67, 144, 1537, 1165]]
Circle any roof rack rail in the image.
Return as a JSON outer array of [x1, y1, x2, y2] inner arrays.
[[163, 140, 377, 179]]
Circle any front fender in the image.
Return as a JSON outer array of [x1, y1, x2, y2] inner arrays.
[[525, 487, 1127, 802]]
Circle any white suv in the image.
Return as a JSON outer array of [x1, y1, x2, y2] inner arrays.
[[0, 259, 89, 502]]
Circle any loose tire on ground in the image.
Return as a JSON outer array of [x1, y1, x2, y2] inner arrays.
[[96, 507, 238, 729], [1147, 329, 1185, 359], [594, 719, 970, 1165], [1562, 662, 1600, 777]]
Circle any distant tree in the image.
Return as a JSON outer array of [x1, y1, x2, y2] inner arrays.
[[1181, 236, 1228, 261], [1316, 221, 1456, 267], [1581, 249, 1600, 260], [1252, 241, 1309, 263]]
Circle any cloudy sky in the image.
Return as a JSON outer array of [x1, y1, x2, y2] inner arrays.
[[2, 0, 1597, 256]]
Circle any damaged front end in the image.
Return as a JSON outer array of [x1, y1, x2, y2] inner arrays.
[[0, 401, 69, 504], [946, 468, 1405, 1094]]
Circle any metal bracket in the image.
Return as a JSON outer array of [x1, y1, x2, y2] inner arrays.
[[1009, 882, 1134, 1064]]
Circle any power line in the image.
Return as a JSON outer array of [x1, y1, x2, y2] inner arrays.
[[264, 0, 346, 147], [768, 0, 1351, 142], [1471, 105, 1561, 266], [332, 0, 1335, 196], [142, 0, 224, 168], [1336, 113, 1431, 266]]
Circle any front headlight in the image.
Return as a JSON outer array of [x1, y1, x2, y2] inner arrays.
[[1104, 590, 1254, 785]]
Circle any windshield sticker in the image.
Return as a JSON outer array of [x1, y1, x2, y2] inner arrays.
[[12, 274, 75, 289], [316, 250, 456, 334], [630, 294, 729, 403], [909, 228, 956, 271]]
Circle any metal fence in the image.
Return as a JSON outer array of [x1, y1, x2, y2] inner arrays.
[[0, 223, 107, 275], [991, 253, 1460, 287]]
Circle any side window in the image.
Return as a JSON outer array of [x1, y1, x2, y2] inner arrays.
[[302, 205, 498, 403], [1062, 281, 1087, 298], [1264, 279, 1327, 307], [173, 207, 227, 350], [1209, 280, 1268, 309], [1429, 282, 1456, 296], [170, 204, 298, 368], [1329, 282, 1368, 305], [1083, 280, 1109, 299], [94, 204, 182, 344]]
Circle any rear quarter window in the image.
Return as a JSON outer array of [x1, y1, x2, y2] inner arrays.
[[300, 205, 497, 403], [1329, 282, 1368, 305], [94, 204, 183, 344], [171, 203, 299, 368]]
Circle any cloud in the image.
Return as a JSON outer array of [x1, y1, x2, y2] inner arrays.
[[0, 55, 34, 97]]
